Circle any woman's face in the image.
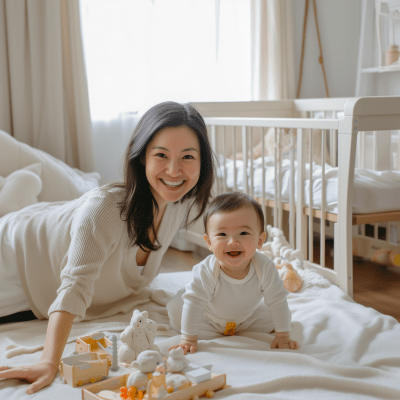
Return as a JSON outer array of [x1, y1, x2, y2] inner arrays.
[[144, 125, 201, 208]]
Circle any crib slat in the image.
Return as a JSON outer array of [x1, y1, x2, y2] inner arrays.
[[397, 129, 400, 170], [320, 130, 326, 269], [289, 128, 296, 248], [308, 129, 313, 263], [261, 127, 266, 229], [278, 129, 283, 230], [274, 128, 278, 228], [373, 131, 377, 170], [296, 129, 307, 258], [211, 125, 219, 195], [250, 127, 254, 198], [222, 126, 227, 193], [242, 126, 248, 194], [233, 127, 237, 191]]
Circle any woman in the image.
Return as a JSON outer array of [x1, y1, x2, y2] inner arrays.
[[0, 101, 215, 394]]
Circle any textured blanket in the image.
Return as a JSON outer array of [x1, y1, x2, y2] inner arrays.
[[1, 268, 400, 400]]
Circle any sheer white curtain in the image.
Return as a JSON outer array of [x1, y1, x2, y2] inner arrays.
[[80, 0, 295, 183], [0, 0, 95, 172]]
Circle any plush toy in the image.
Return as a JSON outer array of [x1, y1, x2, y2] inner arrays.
[[260, 225, 304, 293], [118, 309, 160, 365], [126, 350, 165, 391], [0, 165, 42, 217], [165, 347, 189, 373]]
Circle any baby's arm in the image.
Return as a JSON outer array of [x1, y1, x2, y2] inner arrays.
[[271, 331, 298, 350], [169, 262, 214, 354], [259, 255, 299, 350]]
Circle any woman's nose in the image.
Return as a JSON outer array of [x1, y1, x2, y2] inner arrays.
[[166, 159, 182, 176]]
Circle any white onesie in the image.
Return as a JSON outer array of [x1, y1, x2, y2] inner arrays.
[[167, 251, 291, 338]]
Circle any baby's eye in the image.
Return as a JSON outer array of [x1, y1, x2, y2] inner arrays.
[[240, 232, 249, 235], [218, 233, 226, 236]]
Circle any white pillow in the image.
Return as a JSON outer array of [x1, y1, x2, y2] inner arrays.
[[0, 165, 43, 217], [0, 130, 100, 202]]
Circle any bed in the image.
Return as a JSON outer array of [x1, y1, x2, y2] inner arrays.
[[178, 96, 400, 298], [1, 268, 400, 399], [1, 99, 400, 399]]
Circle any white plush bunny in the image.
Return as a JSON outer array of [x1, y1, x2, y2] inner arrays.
[[118, 310, 159, 364]]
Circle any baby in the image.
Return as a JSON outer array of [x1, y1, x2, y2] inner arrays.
[[167, 191, 298, 354]]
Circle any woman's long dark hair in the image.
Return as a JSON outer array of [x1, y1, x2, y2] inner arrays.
[[113, 101, 215, 252]]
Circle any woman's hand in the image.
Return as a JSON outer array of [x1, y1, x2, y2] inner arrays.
[[169, 337, 198, 355], [0, 361, 59, 394]]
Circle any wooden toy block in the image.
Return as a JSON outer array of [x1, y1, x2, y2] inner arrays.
[[185, 367, 211, 384], [60, 352, 109, 387], [76, 334, 113, 364]]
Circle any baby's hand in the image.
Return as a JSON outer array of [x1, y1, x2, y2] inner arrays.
[[271, 332, 298, 350], [169, 336, 198, 355]]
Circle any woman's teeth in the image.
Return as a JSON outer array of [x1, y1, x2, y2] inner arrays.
[[162, 179, 184, 188]]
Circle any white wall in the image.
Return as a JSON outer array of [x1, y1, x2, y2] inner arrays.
[[293, 0, 362, 99], [93, 1, 364, 184]]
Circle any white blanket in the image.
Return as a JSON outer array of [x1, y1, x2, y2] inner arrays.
[[1, 268, 400, 400]]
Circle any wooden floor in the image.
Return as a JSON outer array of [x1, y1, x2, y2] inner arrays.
[[161, 243, 400, 323]]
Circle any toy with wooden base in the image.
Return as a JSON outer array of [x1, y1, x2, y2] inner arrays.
[[82, 372, 227, 400], [59, 352, 109, 387]]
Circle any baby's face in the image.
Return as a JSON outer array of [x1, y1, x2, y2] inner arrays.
[[204, 207, 266, 279]]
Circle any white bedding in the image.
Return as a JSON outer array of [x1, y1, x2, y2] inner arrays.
[[217, 155, 400, 214], [1, 265, 399, 400]]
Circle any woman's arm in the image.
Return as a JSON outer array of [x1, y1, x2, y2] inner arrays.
[[40, 311, 76, 372], [0, 311, 76, 394]]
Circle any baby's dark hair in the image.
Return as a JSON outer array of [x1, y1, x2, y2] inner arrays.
[[203, 192, 265, 234]]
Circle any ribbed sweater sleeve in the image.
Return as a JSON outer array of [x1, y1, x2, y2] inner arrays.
[[181, 258, 215, 336], [48, 194, 122, 320]]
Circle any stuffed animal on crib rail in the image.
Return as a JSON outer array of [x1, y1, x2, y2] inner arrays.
[[260, 225, 304, 293], [118, 310, 160, 365]]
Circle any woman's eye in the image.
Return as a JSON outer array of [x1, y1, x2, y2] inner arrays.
[[156, 153, 167, 158], [183, 154, 195, 159]]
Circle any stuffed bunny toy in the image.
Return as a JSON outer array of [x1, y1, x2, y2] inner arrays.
[[118, 310, 160, 365]]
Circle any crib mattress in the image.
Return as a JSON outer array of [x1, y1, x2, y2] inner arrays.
[[217, 156, 400, 214]]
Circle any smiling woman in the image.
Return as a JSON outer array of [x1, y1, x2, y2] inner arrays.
[[0, 101, 216, 394]]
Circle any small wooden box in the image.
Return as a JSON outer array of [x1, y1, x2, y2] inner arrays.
[[60, 352, 109, 388]]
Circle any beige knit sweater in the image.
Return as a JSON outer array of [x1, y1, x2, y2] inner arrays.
[[1, 187, 190, 321]]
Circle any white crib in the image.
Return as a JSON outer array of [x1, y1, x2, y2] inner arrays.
[[179, 96, 400, 298]]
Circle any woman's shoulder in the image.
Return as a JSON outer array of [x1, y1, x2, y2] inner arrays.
[[73, 185, 126, 225]]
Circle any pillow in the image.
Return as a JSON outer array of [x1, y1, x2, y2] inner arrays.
[[0, 130, 100, 202], [0, 165, 43, 217]]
